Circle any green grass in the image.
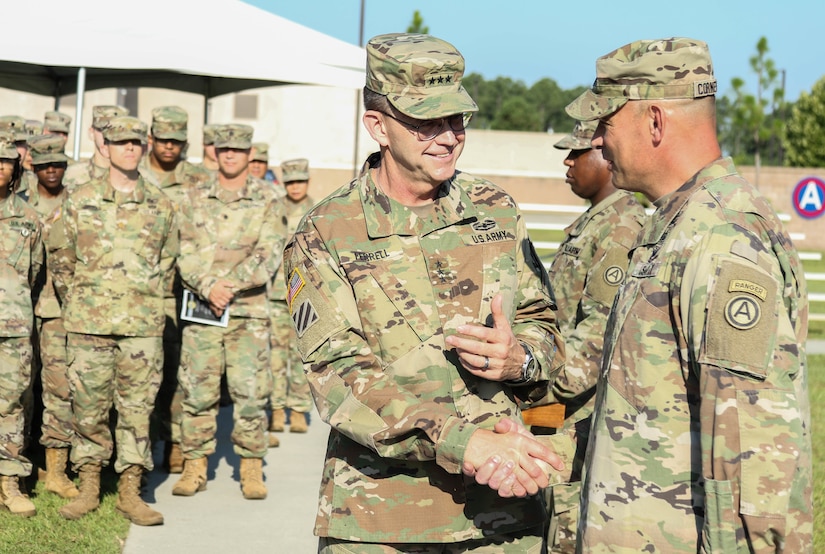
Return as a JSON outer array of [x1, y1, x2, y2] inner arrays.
[[0, 468, 130, 554]]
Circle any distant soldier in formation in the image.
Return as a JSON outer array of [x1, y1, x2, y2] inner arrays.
[[0, 116, 36, 195], [533, 120, 646, 552], [24, 135, 78, 500], [248, 141, 273, 182], [173, 124, 286, 500], [43, 111, 72, 140], [0, 133, 44, 518], [62, 105, 129, 189], [23, 120, 44, 171], [139, 106, 212, 474], [50, 116, 177, 526], [197, 123, 219, 173], [268, 157, 313, 442]]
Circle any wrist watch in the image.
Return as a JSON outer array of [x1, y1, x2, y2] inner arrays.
[[509, 343, 536, 385]]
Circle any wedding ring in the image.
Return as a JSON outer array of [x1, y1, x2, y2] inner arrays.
[[482, 356, 489, 370]]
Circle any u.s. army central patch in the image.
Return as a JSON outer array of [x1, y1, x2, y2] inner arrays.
[[724, 295, 761, 330]]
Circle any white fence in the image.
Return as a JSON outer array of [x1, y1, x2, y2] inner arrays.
[[522, 203, 825, 322]]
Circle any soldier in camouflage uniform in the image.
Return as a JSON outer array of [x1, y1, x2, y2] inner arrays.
[[24, 135, 79, 500], [43, 111, 72, 140], [248, 142, 273, 182], [268, 158, 314, 443], [0, 116, 36, 196], [529, 120, 646, 552], [62, 105, 129, 189], [49, 116, 177, 526], [565, 37, 812, 552], [284, 33, 566, 552], [197, 123, 219, 174], [23, 120, 43, 171], [172, 124, 286, 500], [139, 106, 212, 474], [0, 134, 44, 517]]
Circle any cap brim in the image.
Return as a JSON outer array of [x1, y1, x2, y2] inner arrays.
[[390, 86, 479, 119], [565, 89, 628, 121], [32, 153, 69, 165], [553, 135, 592, 150]]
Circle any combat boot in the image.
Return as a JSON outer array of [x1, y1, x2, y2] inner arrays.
[[58, 463, 100, 520], [268, 432, 280, 448], [164, 442, 184, 474], [289, 411, 308, 433], [0, 475, 36, 517], [270, 408, 286, 432], [172, 457, 207, 496], [116, 466, 163, 526], [239, 457, 267, 500], [44, 448, 79, 499]]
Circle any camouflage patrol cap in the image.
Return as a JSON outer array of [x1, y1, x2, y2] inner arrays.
[[103, 116, 148, 143], [44, 111, 72, 134], [213, 124, 253, 149], [92, 105, 129, 130], [0, 133, 19, 159], [566, 37, 717, 121], [25, 120, 44, 136], [553, 120, 599, 150], [281, 158, 309, 183], [151, 106, 188, 141], [250, 142, 269, 162], [28, 134, 70, 165], [366, 33, 478, 119], [0, 116, 29, 142], [202, 124, 219, 145]]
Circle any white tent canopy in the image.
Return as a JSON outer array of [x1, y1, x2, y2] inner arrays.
[[0, 0, 365, 156]]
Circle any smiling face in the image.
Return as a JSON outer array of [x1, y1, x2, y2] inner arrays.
[[216, 147, 251, 179], [591, 102, 649, 195], [379, 109, 466, 194]]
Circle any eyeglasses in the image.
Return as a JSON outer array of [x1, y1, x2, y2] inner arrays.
[[380, 111, 472, 141]]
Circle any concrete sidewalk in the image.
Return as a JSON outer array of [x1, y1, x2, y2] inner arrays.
[[123, 406, 327, 553]]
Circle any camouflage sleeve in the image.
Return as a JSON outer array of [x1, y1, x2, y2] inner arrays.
[[28, 216, 45, 293], [510, 216, 565, 405], [176, 197, 218, 300], [160, 206, 179, 299], [284, 220, 480, 474], [46, 198, 77, 303], [681, 226, 811, 550], [553, 240, 631, 403], [227, 198, 287, 291]]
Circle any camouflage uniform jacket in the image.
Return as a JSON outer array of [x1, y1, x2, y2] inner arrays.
[[14, 170, 37, 197], [62, 157, 107, 189], [579, 157, 812, 553], [0, 193, 44, 337], [284, 156, 564, 543], [269, 194, 313, 302], [547, 190, 644, 475], [48, 175, 178, 337], [22, 184, 67, 320], [138, 157, 212, 209], [177, 175, 286, 319]]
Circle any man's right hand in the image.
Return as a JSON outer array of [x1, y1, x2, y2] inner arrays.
[[462, 418, 563, 498], [208, 279, 235, 316]]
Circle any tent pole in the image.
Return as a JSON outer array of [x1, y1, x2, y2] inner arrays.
[[72, 67, 87, 161]]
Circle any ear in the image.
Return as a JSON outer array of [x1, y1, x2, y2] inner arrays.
[[100, 141, 111, 160], [648, 104, 665, 146], [363, 110, 389, 147]]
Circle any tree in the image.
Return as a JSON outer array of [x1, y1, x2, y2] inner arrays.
[[722, 37, 786, 185], [783, 76, 825, 167], [492, 96, 543, 131], [406, 10, 428, 34]]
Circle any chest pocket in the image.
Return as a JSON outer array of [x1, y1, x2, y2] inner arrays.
[[4, 222, 34, 270], [129, 207, 166, 264]]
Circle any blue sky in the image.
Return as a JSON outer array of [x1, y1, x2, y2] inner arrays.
[[248, 0, 822, 102]]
